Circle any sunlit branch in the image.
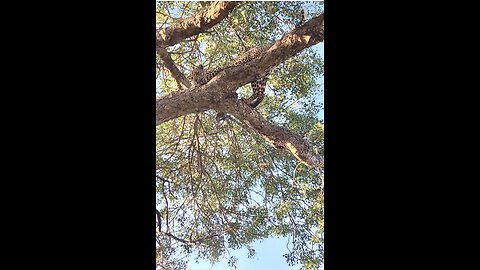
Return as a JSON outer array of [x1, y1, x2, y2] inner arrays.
[[157, 1, 241, 47]]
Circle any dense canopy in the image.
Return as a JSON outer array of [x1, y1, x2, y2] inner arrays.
[[156, 1, 324, 269]]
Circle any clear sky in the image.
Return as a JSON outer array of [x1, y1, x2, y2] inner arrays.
[[188, 237, 302, 270]]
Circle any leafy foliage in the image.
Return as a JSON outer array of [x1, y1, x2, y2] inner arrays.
[[156, 1, 324, 269]]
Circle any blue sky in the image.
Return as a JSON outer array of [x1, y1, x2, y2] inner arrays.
[[188, 237, 302, 270]]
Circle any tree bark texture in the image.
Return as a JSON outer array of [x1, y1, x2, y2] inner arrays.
[[157, 1, 241, 48], [156, 3, 324, 169]]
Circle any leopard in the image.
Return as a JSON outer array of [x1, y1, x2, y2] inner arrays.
[[188, 45, 270, 111], [189, 65, 222, 87]]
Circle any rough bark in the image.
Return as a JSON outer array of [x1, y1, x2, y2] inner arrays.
[[216, 100, 324, 169], [156, 84, 234, 124], [156, 13, 324, 168], [157, 1, 240, 48]]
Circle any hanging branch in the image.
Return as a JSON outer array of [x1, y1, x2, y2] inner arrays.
[[157, 47, 192, 89]]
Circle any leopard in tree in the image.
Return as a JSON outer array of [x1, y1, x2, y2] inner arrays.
[[188, 65, 223, 87], [229, 45, 270, 108], [188, 45, 270, 114], [187, 10, 310, 121]]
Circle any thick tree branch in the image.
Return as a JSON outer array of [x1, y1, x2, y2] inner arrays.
[[216, 100, 323, 169], [156, 85, 235, 124], [157, 1, 240, 47], [156, 13, 324, 168], [179, 13, 324, 97], [216, 13, 324, 84], [157, 47, 191, 89], [157, 13, 324, 123]]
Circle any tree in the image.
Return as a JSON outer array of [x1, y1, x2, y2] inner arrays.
[[156, 1, 324, 269]]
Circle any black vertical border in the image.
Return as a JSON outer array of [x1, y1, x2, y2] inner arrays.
[[325, 1, 419, 268], [20, 1, 159, 268]]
